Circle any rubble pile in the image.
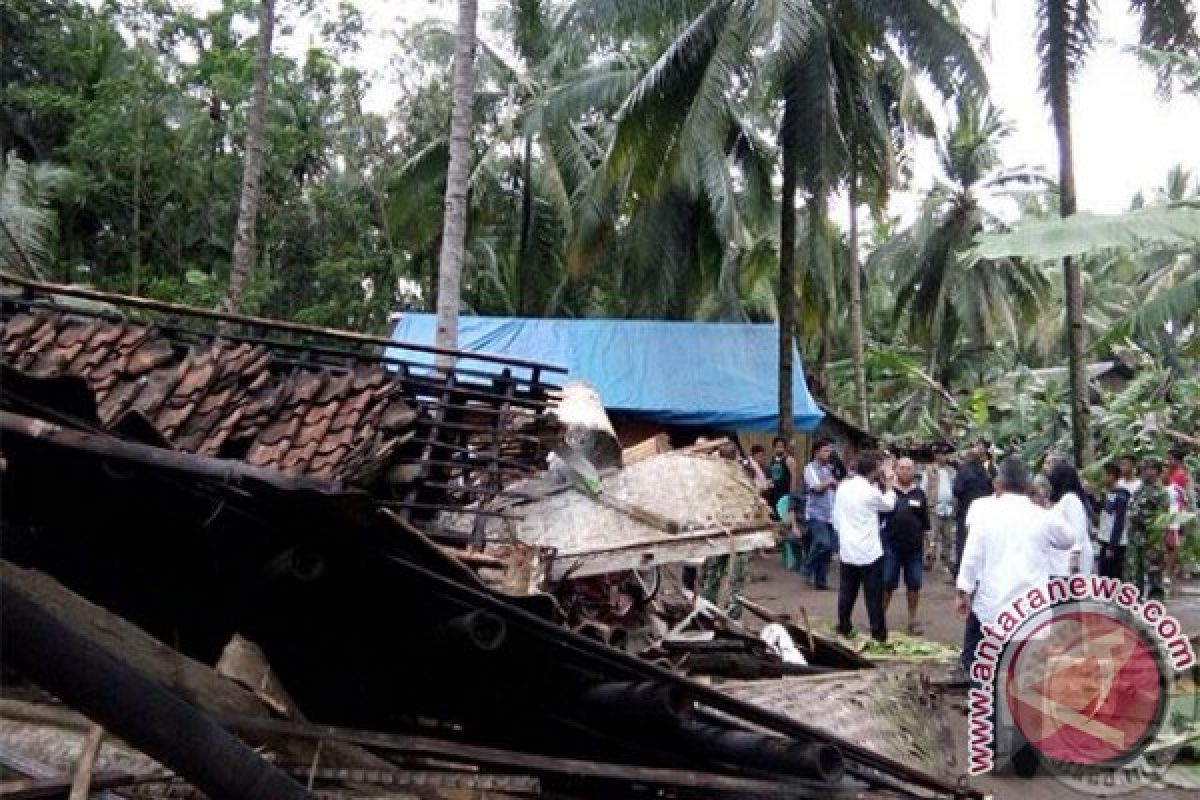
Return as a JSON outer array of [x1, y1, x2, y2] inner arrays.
[[0, 275, 976, 799]]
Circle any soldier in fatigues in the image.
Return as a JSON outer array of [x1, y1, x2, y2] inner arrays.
[[701, 552, 749, 619], [1125, 458, 1169, 600]]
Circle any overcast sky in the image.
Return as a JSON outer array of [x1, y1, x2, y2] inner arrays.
[[232, 0, 1200, 214]]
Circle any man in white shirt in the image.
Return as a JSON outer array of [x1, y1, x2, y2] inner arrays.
[[920, 447, 956, 573], [832, 452, 896, 642], [955, 456, 1075, 673]]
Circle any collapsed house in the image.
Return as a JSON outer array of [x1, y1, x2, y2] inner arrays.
[[0, 275, 975, 799]]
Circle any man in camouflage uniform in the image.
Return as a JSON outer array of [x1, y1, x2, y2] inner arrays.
[[701, 551, 750, 619], [698, 442, 753, 619], [1126, 458, 1169, 600]]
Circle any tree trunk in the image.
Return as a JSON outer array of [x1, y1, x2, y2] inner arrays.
[[847, 175, 868, 431], [1053, 91, 1090, 465], [516, 133, 534, 316], [926, 288, 946, 420], [777, 92, 799, 442], [131, 134, 142, 296], [435, 0, 479, 367], [223, 0, 275, 313]]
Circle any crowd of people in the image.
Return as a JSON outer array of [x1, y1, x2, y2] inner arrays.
[[733, 437, 1196, 653]]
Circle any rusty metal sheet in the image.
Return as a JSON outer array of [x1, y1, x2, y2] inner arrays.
[[718, 668, 956, 781]]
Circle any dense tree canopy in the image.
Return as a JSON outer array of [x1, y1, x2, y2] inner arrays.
[[2, 0, 1198, 448]]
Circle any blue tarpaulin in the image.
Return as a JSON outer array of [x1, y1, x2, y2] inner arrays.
[[388, 315, 823, 432]]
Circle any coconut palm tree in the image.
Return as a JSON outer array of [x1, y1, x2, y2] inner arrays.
[[1032, 0, 1199, 463], [772, 0, 984, 433], [434, 0, 479, 360], [880, 94, 1049, 419], [560, 0, 984, 437], [224, 0, 275, 313], [545, 0, 778, 322]]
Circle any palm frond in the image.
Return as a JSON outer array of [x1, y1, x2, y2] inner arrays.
[[1035, 0, 1097, 113], [605, 0, 738, 196], [784, 19, 845, 195], [533, 55, 646, 131], [856, 0, 988, 93], [1130, 44, 1200, 94], [1098, 266, 1200, 349], [560, 0, 711, 41], [1, 154, 70, 278], [973, 204, 1200, 259], [1128, 0, 1200, 56]]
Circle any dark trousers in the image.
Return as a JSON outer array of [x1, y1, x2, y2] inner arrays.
[[954, 517, 968, 577], [803, 519, 834, 587], [836, 557, 886, 641], [961, 611, 984, 675], [1098, 544, 1126, 580]]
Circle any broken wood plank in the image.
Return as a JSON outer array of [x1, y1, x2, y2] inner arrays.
[[433, 547, 510, 570], [621, 434, 671, 466], [67, 724, 104, 800], [216, 635, 300, 719], [0, 771, 145, 800], [547, 531, 776, 581]]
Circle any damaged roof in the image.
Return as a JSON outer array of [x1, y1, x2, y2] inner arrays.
[[0, 276, 564, 517], [2, 309, 418, 484]]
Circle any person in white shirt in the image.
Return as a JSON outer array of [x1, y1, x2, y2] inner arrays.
[[832, 451, 896, 642], [956, 457, 1075, 673], [919, 448, 957, 573], [1047, 462, 1094, 576]]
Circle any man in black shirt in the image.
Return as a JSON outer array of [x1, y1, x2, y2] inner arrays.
[[952, 447, 994, 575], [765, 436, 798, 520], [883, 457, 931, 634]]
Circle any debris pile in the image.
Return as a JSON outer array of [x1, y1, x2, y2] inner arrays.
[[0, 275, 977, 799]]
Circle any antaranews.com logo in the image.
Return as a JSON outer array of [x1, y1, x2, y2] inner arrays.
[[967, 575, 1198, 794]]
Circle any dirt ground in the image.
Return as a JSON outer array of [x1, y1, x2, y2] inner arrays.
[[736, 551, 1200, 800]]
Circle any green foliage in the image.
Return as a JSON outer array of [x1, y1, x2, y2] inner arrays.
[[1, 152, 71, 277], [5, 0, 1198, 456], [974, 205, 1200, 260]]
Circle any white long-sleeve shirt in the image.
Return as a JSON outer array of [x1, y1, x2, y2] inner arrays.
[[957, 494, 1075, 624], [832, 475, 895, 565], [1050, 493, 1094, 576]]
